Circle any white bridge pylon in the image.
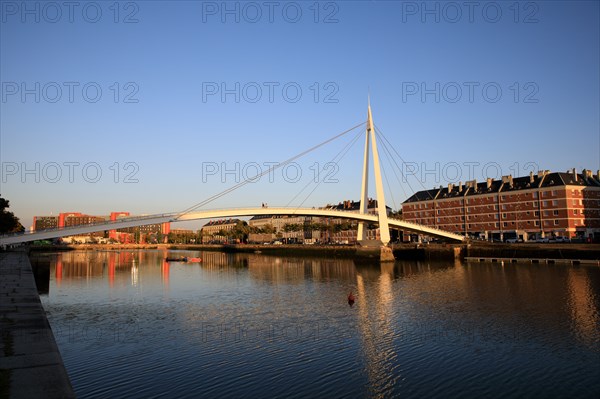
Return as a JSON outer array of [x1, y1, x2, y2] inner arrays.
[[357, 102, 390, 245], [0, 207, 465, 246]]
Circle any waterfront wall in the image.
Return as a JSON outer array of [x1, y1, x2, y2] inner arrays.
[[24, 242, 600, 262], [0, 251, 75, 399]]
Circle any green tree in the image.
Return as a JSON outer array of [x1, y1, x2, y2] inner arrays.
[[260, 223, 276, 235], [231, 220, 250, 242], [0, 196, 24, 234]]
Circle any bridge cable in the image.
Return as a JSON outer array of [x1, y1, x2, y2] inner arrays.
[[377, 135, 409, 202], [375, 124, 458, 225], [174, 121, 367, 219], [375, 137, 399, 212], [286, 128, 363, 209]]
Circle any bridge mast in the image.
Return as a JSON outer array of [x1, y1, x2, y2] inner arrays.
[[357, 101, 391, 245]]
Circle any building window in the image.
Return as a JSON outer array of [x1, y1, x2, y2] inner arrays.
[[436, 210, 440, 215], [534, 221, 539, 226], [574, 209, 578, 215], [543, 211, 549, 217], [494, 204, 498, 210], [533, 201, 538, 207], [572, 199, 577, 205], [543, 201, 548, 207], [553, 220, 559, 225], [532, 192, 538, 199], [527, 221, 531, 225], [534, 211, 539, 216], [502, 213, 507, 219], [501, 195, 505, 201], [553, 210, 559, 216], [542, 191, 548, 197], [552, 200, 558, 206], [495, 223, 499, 228], [503, 222, 508, 227], [552, 190, 556, 196], [502, 204, 507, 210]]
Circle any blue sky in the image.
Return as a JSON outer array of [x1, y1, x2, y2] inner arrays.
[[1, 0, 599, 229]]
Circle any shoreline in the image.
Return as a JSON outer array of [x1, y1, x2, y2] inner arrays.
[[23, 242, 600, 262]]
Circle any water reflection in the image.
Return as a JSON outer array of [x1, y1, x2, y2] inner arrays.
[[567, 268, 600, 348], [41, 251, 600, 398]]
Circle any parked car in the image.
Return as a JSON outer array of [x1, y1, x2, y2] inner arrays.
[[554, 237, 571, 243]]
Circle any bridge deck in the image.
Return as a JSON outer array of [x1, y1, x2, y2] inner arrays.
[[1, 207, 464, 246]]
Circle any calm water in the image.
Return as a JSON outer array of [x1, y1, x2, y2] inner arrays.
[[39, 250, 600, 398]]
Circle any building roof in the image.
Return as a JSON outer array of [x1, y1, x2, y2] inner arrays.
[[403, 170, 600, 203], [326, 199, 392, 211], [203, 218, 241, 226]]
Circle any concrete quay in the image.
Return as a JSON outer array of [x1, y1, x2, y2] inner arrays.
[[0, 251, 75, 399]]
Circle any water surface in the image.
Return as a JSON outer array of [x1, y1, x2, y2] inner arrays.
[[40, 250, 600, 398]]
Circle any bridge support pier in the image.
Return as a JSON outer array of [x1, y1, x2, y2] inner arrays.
[[356, 242, 396, 262], [380, 246, 395, 262]]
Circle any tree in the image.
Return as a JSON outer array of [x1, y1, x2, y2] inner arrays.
[[231, 221, 250, 242], [0, 196, 24, 234], [260, 223, 276, 235]]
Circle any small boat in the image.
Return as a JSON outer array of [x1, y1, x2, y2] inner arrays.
[[165, 256, 188, 262], [165, 256, 202, 263]]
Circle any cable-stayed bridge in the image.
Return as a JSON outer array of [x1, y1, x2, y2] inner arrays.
[[0, 103, 466, 252]]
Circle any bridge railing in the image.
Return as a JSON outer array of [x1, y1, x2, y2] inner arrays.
[[0, 213, 177, 240]]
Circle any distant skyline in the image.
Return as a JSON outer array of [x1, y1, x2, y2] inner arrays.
[[1, 1, 599, 229]]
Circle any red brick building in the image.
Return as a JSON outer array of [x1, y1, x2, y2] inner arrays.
[[32, 211, 171, 243], [402, 169, 600, 242]]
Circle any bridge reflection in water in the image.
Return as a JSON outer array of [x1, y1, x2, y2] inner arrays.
[[38, 250, 600, 398]]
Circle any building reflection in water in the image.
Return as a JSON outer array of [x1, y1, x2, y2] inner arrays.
[[246, 255, 357, 284], [49, 250, 174, 291], [566, 268, 600, 348]]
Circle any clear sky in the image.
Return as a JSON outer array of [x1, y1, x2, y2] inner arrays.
[[1, 0, 599, 229]]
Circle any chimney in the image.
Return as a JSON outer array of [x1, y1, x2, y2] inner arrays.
[[458, 181, 463, 193], [529, 171, 534, 183], [448, 183, 454, 192], [597, 170, 600, 180], [486, 178, 492, 189], [572, 168, 577, 182]]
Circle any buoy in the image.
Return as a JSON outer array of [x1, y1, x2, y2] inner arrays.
[[348, 292, 356, 306]]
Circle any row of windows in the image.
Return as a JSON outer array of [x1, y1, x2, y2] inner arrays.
[[406, 192, 600, 211], [427, 219, 586, 228], [405, 199, 600, 217], [409, 207, 586, 218]]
